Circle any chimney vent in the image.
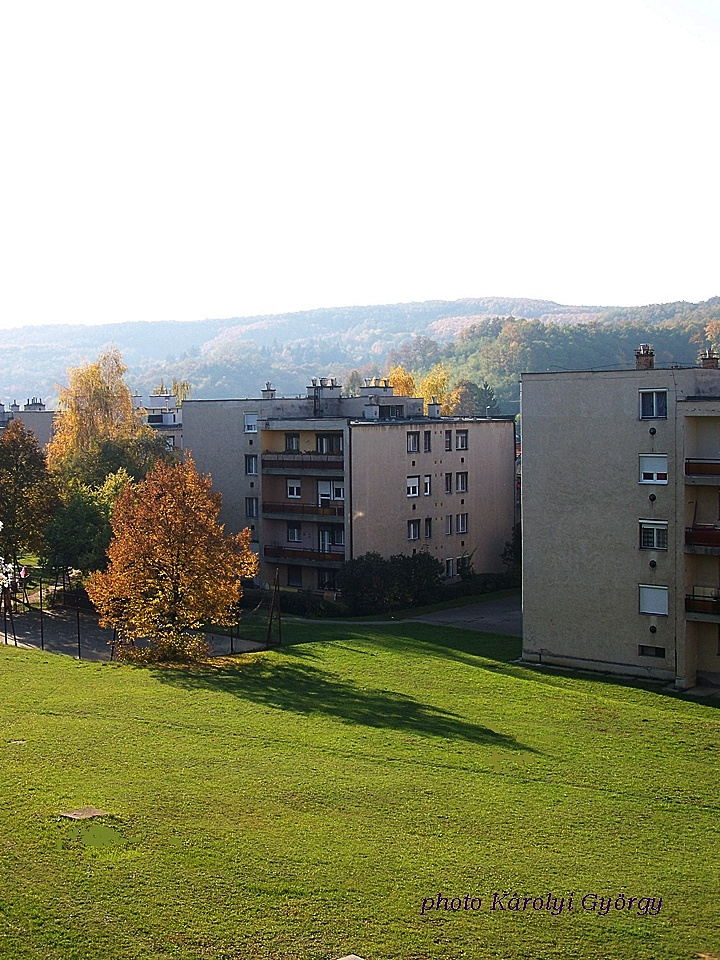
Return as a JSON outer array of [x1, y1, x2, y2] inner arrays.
[[635, 344, 655, 370], [701, 350, 719, 369]]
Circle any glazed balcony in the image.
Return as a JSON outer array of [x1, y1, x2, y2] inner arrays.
[[685, 525, 720, 554], [262, 500, 344, 519], [685, 459, 720, 485], [261, 452, 345, 473]]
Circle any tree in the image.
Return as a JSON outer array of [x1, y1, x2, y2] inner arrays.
[[444, 379, 501, 417], [87, 455, 258, 661], [418, 364, 451, 412], [386, 364, 416, 397], [47, 347, 169, 486], [343, 370, 363, 397], [0, 420, 58, 567]]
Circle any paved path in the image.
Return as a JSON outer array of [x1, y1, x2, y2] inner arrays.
[[411, 594, 522, 636]]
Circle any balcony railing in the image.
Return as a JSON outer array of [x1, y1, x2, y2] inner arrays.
[[686, 459, 720, 477], [686, 591, 720, 615], [261, 452, 344, 471], [262, 500, 344, 517], [264, 545, 345, 562], [685, 525, 720, 548]]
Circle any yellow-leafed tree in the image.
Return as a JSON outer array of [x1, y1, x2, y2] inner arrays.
[[386, 364, 416, 397], [417, 364, 452, 413], [87, 454, 258, 661], [47, 347, 168, 486]]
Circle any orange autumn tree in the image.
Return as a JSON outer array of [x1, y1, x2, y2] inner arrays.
[[87, 454, 258, 661]]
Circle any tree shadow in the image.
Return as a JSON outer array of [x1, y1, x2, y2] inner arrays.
[[152, 655, 534, 751]]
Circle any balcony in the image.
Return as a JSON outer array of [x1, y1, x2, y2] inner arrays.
[[685, 459, 720, 485], [261, 452, 344, 473], [685, 525, 720, 554], [264, 545, 345, 566], [262, 500, 344, 518], [686, 589, 720, 622]]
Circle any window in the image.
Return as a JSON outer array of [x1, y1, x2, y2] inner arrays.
[[287, 521, 302, 542], [245, 454, 258, 475], [456, 513, 468, 534], [445, 473, 452, 494], [445, 514, 453, 535], [244, 413, 258, 433], [332, 526, 345, 546], [287, 479, 301, 499], [424, 430, 432, 452], [424, 475, 431, 496], [318, 568, 337, 591], [408, 519, 421, 540], [638, 645, 666, 658], [639, 454, 668, 484], [639, 521, 668, 550], [456, 430, 468, 450], [445, 430, 452, 451], [245, 497, 258, 518], [333, 482, 344, 501], [380, 404, 404, 419], [445, 558, 454, 579], [317, 433, 343, 454], [287, 565, 303, 588], [456, 471, 468, 493], [285, 433, 300, 451], [639, 584, 669, 615], [407, 476, 420, 497], [424, 517, 432, 539], [639, 390, 668, 420], [407, 431, 420, 453]]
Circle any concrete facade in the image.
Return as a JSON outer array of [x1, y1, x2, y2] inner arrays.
[[521, 353, 720, 689], [183, 380, 516, 592]]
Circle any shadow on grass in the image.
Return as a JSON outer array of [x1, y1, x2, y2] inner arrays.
[[152, 655, 533, 751]]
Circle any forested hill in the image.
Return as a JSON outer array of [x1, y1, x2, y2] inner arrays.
[[1, 296, 719, 411]]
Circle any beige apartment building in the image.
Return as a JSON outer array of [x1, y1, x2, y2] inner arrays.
[[182, 378, 516, 592], [521, 346, 720, 689]]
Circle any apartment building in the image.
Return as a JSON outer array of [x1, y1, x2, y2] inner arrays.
[[0, 398, 55, 446], [183, 378, 516, 591], [521, 346, 720, 689]]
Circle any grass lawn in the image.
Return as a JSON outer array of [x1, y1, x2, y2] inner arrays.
[[1, 622, 719, 960]]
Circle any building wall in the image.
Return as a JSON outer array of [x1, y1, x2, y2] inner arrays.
[[521, 365, 720, 687], [350, 419, 515, 573]]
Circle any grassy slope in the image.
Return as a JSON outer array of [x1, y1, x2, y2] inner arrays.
[[1, 623, 718, 960]]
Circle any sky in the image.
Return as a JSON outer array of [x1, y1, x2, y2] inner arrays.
[[1, 0, 719, 329]]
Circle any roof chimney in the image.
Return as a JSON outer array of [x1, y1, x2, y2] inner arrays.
[[635, 344, 655, 370], [701, 350, 719, 369]]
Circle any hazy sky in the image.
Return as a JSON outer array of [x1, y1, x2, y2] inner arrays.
[[1, 0, 718, 329]]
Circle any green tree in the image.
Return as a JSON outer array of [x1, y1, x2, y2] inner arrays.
[[0, 420, 58, 567]]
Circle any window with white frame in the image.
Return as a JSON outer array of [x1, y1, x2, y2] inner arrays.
[[456, 471, 468, 493], [317, 433, 343, 454], [424, 475, 431, 496], [287, 521, 302, 542], [285, 433, 300, 451], [639, 521, 668, 550], [407, 431, 420, 453], [333, 482, 344, 500], [444, 430, 452, 451], [287, 479, 301, 499], [407, 476, 420, 497], [639, 390, 668, 420], [456, 513, 468, 534], [445, 473, 452, 494], [245, 497, 258, 518], [408, 519, 421, 540], [445, 558, 454, 579], [639, 454, 668, 483], [445, 514, 453, 535], [244, 413, 258, 433], [245, 454, 258, 475], [456, 430, 468, 450], [639, 584, 669, 615]]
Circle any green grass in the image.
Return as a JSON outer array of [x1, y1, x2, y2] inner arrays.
[[1, 622, 719, 960]]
